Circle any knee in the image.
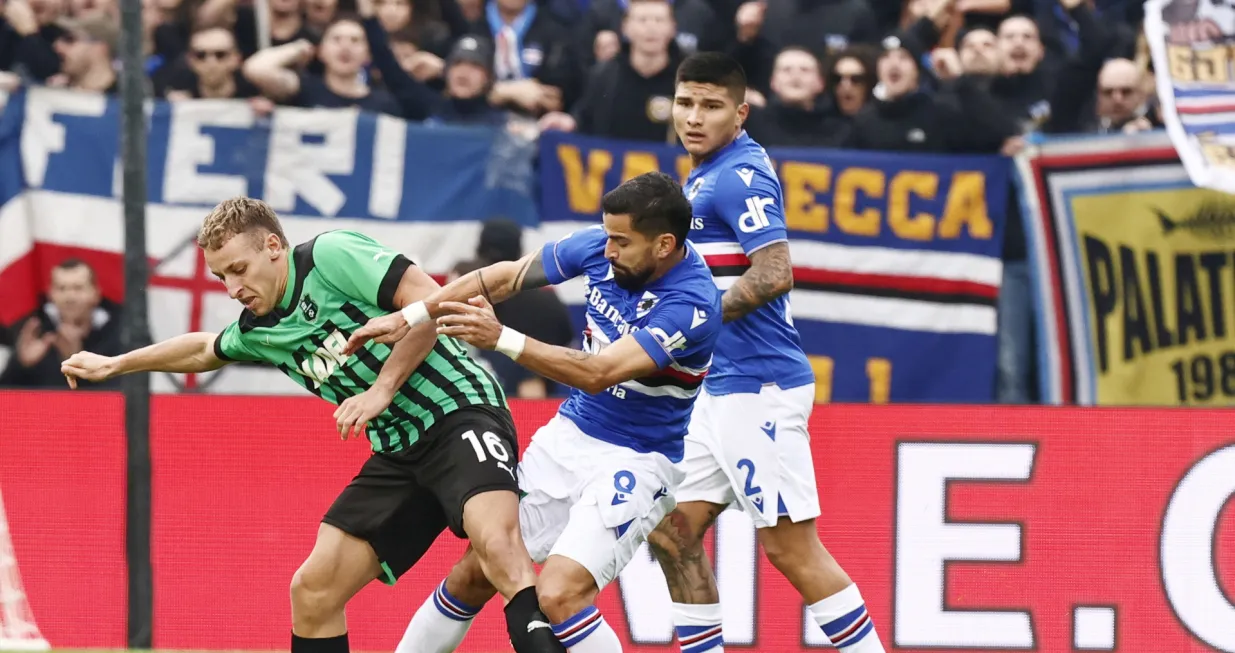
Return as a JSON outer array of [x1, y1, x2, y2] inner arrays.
[[535, 564, 595, 623], [648, 513, 704, 567], [759, 521, 823, 573], [290, 564, 343, 625]]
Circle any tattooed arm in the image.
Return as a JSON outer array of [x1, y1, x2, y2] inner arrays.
[[420, 250, 550, 318], [721, 242, 793, 323]]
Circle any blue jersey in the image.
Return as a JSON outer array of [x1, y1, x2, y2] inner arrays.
[[541, 226, 722, 461], [685, 131, 814, 395]]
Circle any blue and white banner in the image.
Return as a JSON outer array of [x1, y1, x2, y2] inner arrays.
[[539, 131, 1012, 403], [0, 88, 539, 394], [1146, 0, 1235, 194], [0, 88, 1010, 401]]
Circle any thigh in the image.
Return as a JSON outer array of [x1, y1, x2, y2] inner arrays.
[[516, 420, 580, 564], [411, 405, 522, 538], [322, 454, 448, 586], [767, 384, 821, 525], [675, 390, 739, 508], [549, 446, 683, 592]]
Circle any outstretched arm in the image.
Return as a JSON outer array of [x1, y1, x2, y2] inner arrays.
[[344, 250, 550, 354], [434, 297, 661, 394], [721, 241, 793, 323], [61, 332, 227, 388]]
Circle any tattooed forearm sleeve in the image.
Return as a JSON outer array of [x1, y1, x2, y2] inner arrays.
[[721, 241, 794, 323]]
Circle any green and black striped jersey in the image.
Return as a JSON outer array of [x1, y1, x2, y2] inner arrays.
[[212, 230, 506, 453]]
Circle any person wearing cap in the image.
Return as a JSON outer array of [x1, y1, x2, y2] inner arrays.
[[847, 23, 1015, 153], [51, 14, 119, 93], [359, 0, 509, 124]]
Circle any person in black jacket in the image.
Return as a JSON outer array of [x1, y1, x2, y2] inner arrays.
[[537, 0, 682, 141], [0, 259, 123, 390], [744, 46, 838, 147], [579, 0, 723, 66], [848, 32, 1017, 153]]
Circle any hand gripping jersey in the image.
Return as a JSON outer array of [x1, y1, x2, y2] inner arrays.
[[541, 226, 723, 462], [213, 230, 505, 454], [685, 130, 814, 395]]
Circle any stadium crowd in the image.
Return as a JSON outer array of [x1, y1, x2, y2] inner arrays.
[[0, 0, 1168, 402]]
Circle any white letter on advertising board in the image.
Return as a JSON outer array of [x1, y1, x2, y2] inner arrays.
[[163, 100, 253, 205], [264, 107, 355, 217], [895, 442, 1035, 648], [1161, 444, 1235, 651]]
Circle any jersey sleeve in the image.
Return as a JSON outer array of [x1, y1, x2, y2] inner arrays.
[[711, 165, 788, 255], [541, 225, 604, 285], [311, 230, 414, 311], [631, 300, 721, 370], [212, 322, 262, 362]]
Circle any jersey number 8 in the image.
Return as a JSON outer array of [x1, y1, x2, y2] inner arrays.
[[461, 430, 511, 463]]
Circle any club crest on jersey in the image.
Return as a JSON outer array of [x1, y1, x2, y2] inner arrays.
[[686, 177, 705, 200], [300, 294, 318, 321], [636, 291, 659, 318]]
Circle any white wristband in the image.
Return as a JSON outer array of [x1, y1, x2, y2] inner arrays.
[[401, 300, 430, 328], [495, 327, 527, 360]]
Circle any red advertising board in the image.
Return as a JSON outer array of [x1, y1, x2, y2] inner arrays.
[[1, 392, 1232, 652]]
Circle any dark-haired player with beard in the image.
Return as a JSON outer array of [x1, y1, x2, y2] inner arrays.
[[647, 52, 886, 653], [347, 172, 723, 653]]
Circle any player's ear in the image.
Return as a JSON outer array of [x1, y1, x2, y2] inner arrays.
[[736, 101, 749, 127], [657, 233, 675, 257], [265, 232, 281, 258]]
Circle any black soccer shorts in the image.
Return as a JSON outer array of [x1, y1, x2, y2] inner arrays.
[[321, 404, 520, 584]]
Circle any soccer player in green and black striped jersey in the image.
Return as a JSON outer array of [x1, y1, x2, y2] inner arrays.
[[60, 197, 567, 653]]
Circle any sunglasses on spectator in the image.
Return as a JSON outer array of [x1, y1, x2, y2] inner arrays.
[[193, 49, 234, 61], [831, 72, 868, 85]]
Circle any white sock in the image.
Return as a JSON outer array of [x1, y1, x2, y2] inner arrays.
[[808, 584, 884, 652], [551, 605, 622, 652], [672, 602, 724, 653], [395, 579, 480, 653]]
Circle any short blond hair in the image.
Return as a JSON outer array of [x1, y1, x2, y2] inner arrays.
[[197, 197, 290, 251]]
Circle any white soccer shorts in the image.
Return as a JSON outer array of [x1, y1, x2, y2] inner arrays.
[[517, 414, 685, 590], [676, 383, 821, 529]]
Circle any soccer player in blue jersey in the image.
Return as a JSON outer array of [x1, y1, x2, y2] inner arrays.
[[646, 53, 886, 653], [345, 172, 723, 653]]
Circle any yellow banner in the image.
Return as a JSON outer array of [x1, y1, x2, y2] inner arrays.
[[1071, 187, 1235, 404]]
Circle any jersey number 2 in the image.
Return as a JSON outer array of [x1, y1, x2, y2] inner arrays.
[[736, 458, 762, 497], [462, 430, 510, 463]]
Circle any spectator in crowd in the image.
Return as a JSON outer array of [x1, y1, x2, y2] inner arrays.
[[467, 218, 575, 399], [537, 0, 682, 141], [729, 0, 880, 94], [0, 259, 122, 390], [745, 46, 846, 148], [304, 0, 338, 32], [243, 15, 402, 114], [848, 30, 1016, 152], [0, 0, 66, 81], [362, 0, 509, 124], [192, 0, 318, 59], [464, 0, 581, 116], [580, 0, 722, 64], [51, 14, 119, 93], [164, 24, 261, 99]]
